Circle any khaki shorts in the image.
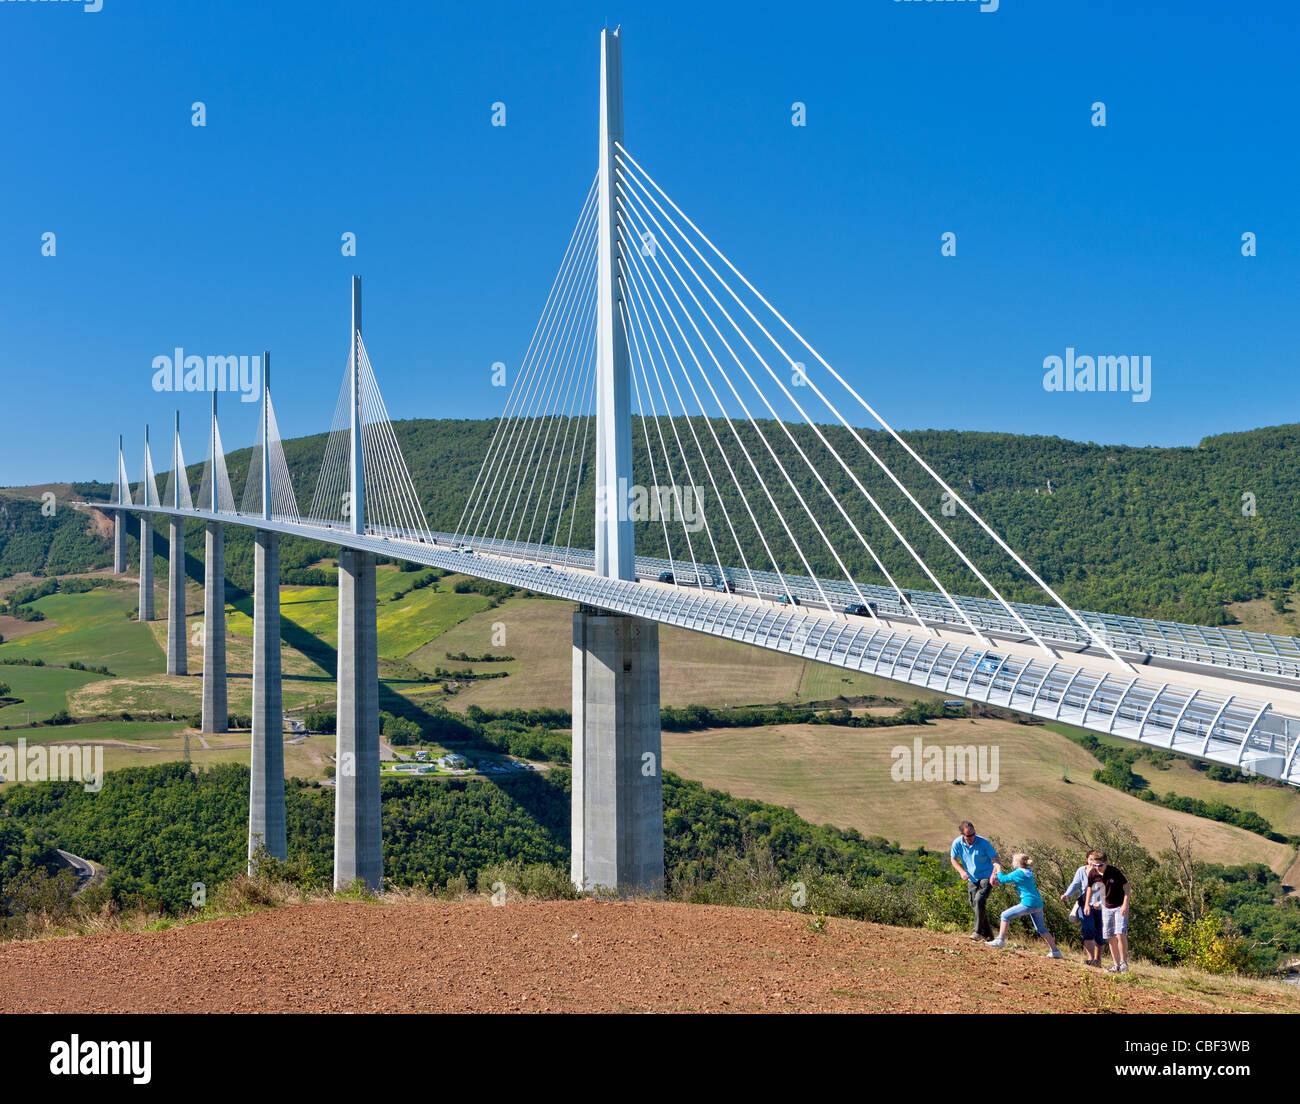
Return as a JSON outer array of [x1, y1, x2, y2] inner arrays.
[[1102, 907, 1128, 939]]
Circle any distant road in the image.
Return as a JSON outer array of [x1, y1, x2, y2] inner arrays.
[[56, 849, 106, 894]]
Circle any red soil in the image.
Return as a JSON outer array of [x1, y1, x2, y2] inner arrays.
[[2, 898, 1293, 1014]]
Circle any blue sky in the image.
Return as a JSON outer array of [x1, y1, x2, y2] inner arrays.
[[1, 0, 1296, 486]]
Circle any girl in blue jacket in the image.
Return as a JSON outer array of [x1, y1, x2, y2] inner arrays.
[[985, 853, 1063, 958]]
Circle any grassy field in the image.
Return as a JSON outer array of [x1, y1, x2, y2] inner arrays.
[[144, 731, 338, 781], [790, 658, 935, 704], [1, 719, 186, 747], [661, 717, 1297, 873], [1224, 594, 1300, 638], [422, 595, 943, 712], [0, 664, 103, 726], [0, 588, 161, 676], [376, 588, 493, 658], [1044, 722, 1300, 838], [237, 585, 339, 644], [227, 568, 492, 662], [0, 576, 960, 724], [69, 630, 335, 719], [0, 725, 336, 788], [1145, 759, 1300, 838], [1, 720, 190, 787], [56, 572, 473, 721]]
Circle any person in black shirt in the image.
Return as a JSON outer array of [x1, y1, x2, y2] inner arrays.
[[1083, 852, 1130, 972]]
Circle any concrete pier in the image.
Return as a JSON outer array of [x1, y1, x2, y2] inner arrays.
[[166, 520, 186, 675], [334, 546, 381, 890], [113, 511, 126, 574], [571, 609, 663, 895], [138, 516, 154, 621], [201, 521, 227, 734], [249, 530, 286, 868]]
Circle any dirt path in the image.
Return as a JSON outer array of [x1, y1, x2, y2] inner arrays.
[[1, 899, 1295, 1014], [1281, 847, 1300, 896]]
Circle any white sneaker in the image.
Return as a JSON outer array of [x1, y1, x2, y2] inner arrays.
[[984, 938, 1005, 948], [1046, 949, 1063, 959]]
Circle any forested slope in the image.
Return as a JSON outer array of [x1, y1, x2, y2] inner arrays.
[[4, 419, 1298, 625]]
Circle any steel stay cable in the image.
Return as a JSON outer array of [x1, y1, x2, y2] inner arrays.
[[457, 175, 598, 538], [620, 198, 818, 609], [464, 184, 598, 542], [616, 142, 1128, 668], [618, 244, 764, 601], [472, 204, 599, 546]]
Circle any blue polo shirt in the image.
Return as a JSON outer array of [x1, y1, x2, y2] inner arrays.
[[950, 834, 997, 880]]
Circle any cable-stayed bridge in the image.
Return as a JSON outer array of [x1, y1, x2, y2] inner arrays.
[[97, 30, 1300, 896]]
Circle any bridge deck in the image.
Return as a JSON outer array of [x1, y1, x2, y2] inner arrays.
[[101, 503, 1300, 787], [448, 532, 1300, 688]]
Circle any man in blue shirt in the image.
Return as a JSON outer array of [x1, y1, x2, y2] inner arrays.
[[949, 820, 999, 941]]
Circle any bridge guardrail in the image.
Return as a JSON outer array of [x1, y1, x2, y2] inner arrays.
[[445, 531, 1300, 683]]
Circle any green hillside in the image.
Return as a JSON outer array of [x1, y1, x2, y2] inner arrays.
[[5, 419, 1300, 626]]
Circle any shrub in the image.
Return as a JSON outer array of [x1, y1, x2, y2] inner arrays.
[[1094, 759, 1144, 792], [809, 875, 926, 928], [1156, 910, 1251, 974], [475, 862, 578, 901]]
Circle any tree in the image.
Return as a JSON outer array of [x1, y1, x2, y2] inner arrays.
[[305, 710, 335, 734]]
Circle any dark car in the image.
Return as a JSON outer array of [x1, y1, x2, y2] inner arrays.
[[777, 594, 801, 605], [658, 571, 674, 584], [844, 603, 876, 616]]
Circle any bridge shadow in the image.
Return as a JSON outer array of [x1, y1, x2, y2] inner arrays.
[[144, 521, 567, 834], [374, 689, 571, 843], [371, 687, 569, 834], [144, 521, 216, 604], [196, 550, 568, 835], [225, 592, 338, 678]]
